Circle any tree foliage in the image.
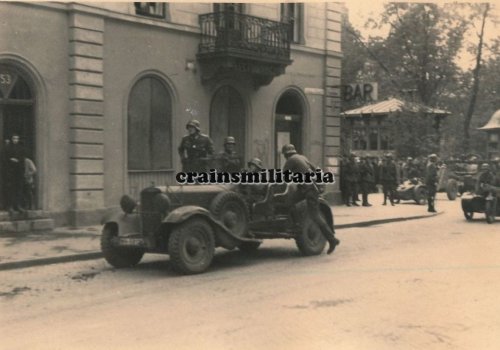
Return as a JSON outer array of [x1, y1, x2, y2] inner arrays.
[[341, 3, 499, 158]]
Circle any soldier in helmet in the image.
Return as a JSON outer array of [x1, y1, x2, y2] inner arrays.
[[282, 144, 340, 255], [219, 136, 242, 172], [477, 163, 496, 196], [241, 157, 266, 203], [425, 154, 439, 213], [247, 157, 263, 172], [178, 119, 214, 172]]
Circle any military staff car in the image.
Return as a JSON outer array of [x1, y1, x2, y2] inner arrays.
[[101, 183, 335, 275]]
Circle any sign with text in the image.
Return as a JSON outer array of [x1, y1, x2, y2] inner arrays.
[[342, 82, 378, 103]]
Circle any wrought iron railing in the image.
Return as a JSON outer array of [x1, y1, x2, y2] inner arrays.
[[198, 12, 292, 61]]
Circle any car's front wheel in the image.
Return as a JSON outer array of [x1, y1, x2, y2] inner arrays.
[[101, 225, 144, 268], [295, 215, 327, 256], [168, 218, 215, 275]]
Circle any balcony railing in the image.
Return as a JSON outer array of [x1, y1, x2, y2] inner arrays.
[[198, 12, 292, 62]]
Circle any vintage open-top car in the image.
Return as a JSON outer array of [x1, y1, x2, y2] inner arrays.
[[101, 183, 335, 274]]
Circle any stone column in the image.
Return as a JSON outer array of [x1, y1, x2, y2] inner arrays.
[[68, 12, 105, 225], [323, 3, 342, 201]]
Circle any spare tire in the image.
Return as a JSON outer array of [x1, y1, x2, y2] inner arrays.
[[210, 191, 249, 238]]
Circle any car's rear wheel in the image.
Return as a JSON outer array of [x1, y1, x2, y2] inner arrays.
[[446, 179, 458, 200], [101, 225, 144, 268], [210, 191, 249, 238], [414, 186, 427, 205], [168, 218, 215, 275], [295, 215, 327, 256]]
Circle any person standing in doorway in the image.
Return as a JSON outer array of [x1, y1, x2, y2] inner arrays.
[[4, 134, 26, 214]]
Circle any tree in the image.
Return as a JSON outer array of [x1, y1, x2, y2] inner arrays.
[[463, 3, 491, 150]]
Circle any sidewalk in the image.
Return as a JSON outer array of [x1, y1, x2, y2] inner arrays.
[[0, 193, 446, 270]]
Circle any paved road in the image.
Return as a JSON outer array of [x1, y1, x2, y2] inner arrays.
[[1, 198, 499, 350]]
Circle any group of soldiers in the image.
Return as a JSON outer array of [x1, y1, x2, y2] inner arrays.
[[340, 152, 441, 212], [177, 119, 340, 254], [177, 119, 263, 174]]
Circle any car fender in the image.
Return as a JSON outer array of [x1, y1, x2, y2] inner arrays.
[[164, 206, 260, 250], [102, 211, 141, 237]]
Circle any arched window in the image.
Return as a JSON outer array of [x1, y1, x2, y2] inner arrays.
[[128, 76, 172, 170], [210, 86, 246, 157]]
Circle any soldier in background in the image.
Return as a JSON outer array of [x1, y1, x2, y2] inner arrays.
[[425, 154, 439, 213], [359, 156, 375, 207], [219, 136, 242, 172], [380, 153, 398, 206], [344, 153, 360, 206], [178, 119, 214, 172]]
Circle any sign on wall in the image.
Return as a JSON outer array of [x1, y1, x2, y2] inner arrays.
[[342, 82, 378, 103]]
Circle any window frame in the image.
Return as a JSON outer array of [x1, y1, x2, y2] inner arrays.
[[134, 2, 168, 20], [280, 3, 304, 44], [127, 76, 173, 172]]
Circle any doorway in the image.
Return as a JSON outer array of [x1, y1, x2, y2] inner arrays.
[[0, 66, 36, 210], [275, 90, 304, 168]]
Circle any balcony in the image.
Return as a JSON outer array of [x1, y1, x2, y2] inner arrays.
[[197, 12, 293, 88]]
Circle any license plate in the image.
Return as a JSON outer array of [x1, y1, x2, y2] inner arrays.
[[117, 237, 145, 247]]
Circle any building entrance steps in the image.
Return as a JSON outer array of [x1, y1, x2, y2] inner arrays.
[[0, 210, 55, 234]]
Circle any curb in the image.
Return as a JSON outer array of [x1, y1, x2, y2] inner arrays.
[[0, 252, 103, 271], [0, 212, 441, 271]]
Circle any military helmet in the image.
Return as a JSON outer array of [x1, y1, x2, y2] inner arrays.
[[384, 153, 393, 159], [247, 157, 263, 170], [224, 136, 236, 145], [428, 153, 438, 160], [281, 144, 297, 156], [186, 119, 201, 131], [480, 163, 491, 171]]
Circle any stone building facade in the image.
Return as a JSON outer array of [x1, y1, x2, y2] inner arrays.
[[0, 2, 342, 226]]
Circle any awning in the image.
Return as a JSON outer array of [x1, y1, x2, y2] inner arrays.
[[478, 109, 500, 131], [341, 97, 451, 117]]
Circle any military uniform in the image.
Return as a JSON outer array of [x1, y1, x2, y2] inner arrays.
[[359, 159, 375, 206], [425, 155, 439, 212], [343, 156, 360, 206], [218, 137, 242, 173], [178, 120, 214, 172], [282, 144, 339, 255], [380, 157, 398, 205]]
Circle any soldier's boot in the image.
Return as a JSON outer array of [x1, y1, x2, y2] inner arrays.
[[427, 198, 437, 213], [327, 235, 340, 255]]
